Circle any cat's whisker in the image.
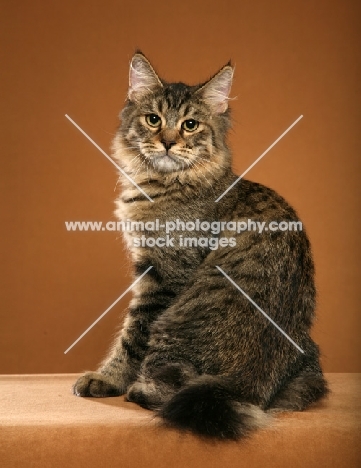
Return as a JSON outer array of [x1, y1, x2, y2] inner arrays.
[[195, 164, 216, 193], [133, 163, 145, 178], [196, 158, 214, 173], [127, 157, 143, 174], [128, 157, 144, 176], [114, 177, 122, 192], [198, 156, 228, 170], [146, 159, 153, 184], [188, 160, 213, 192], [128, 152, 142, 165], [194, 160, 218, 189]]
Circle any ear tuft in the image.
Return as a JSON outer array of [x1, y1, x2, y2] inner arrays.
[[128, 53, 162, 101], [197, 65, 234, 114]]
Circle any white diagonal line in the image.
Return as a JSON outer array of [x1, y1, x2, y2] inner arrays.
[[65, 114, 154, 203], [64, 266, 153, 354], [215, 115, 303, 202], [216, 266, 304, 353]]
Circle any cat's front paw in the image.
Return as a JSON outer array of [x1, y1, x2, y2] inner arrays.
[[73, 372, 122, 398]]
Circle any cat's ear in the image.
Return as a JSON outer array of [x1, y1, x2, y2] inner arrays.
[[196, 64, 234, 114], [128, 52, 163, 101]]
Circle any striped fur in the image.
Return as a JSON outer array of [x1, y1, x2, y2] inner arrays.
[[73, 52, 328, 440]]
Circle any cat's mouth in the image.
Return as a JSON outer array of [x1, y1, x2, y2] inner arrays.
[[150, 153, 187, 173]]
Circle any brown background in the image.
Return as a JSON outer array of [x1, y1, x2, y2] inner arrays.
[[1, 0, 360, 374]]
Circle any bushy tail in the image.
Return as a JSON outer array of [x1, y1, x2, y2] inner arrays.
[[158, 375, 270, 440]]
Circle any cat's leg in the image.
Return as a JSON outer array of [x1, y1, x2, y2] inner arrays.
[[267, 363, 329, 412], [72, 310, 145, 398], [126, 361, 198, 409], [73, 271, 175, 398]]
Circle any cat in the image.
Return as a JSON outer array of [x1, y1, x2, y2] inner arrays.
[[73, 51, 328, 440]]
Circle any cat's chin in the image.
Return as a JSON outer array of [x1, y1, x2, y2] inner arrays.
[[151, 154, 186, 173]]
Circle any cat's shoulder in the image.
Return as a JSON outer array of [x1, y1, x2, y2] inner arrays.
[[237, 178, 285, 200]]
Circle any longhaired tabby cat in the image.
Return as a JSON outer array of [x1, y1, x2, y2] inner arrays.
[[73, 51, 328, 440]]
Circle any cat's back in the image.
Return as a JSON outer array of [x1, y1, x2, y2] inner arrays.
[[214, 178, 314, 307], [228, 178, 300, 222]]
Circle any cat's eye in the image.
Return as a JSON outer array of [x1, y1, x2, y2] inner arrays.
[[145, 114, 161, 128], [182, 119, 199, 132]]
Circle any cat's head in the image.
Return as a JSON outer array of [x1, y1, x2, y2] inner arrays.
[[113, 52, 234, 184]]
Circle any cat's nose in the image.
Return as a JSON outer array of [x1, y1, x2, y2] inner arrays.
[[161, 139, 176, 152]]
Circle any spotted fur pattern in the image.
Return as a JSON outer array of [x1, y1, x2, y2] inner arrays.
[[73, 52, 328, 440]]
